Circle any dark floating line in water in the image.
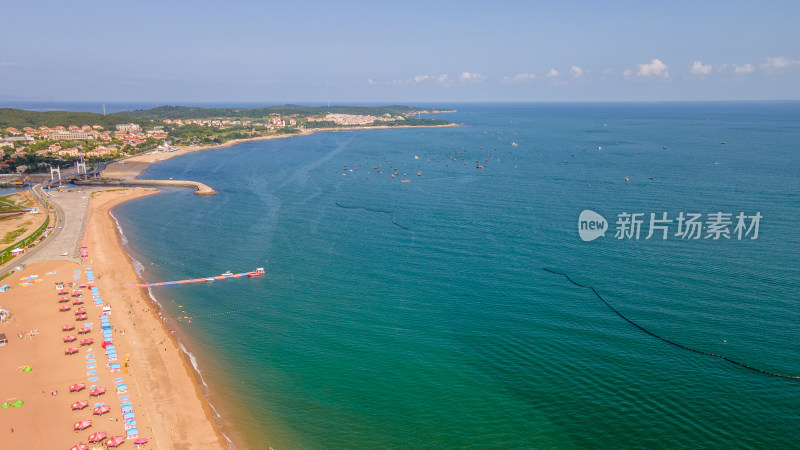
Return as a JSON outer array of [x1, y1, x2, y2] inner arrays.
[[543, 267, 800, 381], [335, 202, 411, 230]]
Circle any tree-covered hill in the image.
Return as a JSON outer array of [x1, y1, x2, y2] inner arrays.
[[116, 104, 430, 120]]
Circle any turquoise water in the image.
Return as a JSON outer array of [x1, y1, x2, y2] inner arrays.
[[113, 103, 800, 448]]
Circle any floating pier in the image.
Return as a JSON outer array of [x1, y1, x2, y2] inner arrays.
[[125, 268, 264, 288]]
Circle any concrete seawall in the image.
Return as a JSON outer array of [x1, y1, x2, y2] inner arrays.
[[73, 179, 218, 195]]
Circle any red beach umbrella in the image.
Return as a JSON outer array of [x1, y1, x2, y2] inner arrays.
[[65, 347, 79, 355], [71, 400, 89, 410], [58, 289, 68, 294], [62, 324, 75, 331], [70, 444, 89, 450], [105, 436, 125, 447], [76, 314, 88, 321], [75, 307, 87, 314], [89, 387, 106, 397], [73, 419, 92, 430], [93, 404, 110, 415], [72, 299, 84, 305], [69, 383, 86, 392], [80, 338, 94, 346], [101, 341, 113, 349], [88, 431, 107, 443], [78, 327, 91, 334], [58, 297, 70, 303], [63, 335, 77, 343], [59, 305, 71, 311], [134, 438, 148, 445]]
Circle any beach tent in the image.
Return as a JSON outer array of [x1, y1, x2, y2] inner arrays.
[[73, 419, 92, 430], [71, 400, 89, 410], [106, 436, 125, 447], [87, 431, 107, 443]]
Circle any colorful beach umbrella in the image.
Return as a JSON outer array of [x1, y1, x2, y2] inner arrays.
[[133, 438, 148, 445], [69, 383, 85, 392], [70, 444, 89, 450], [73, 419, 92, 430], [78, 327, 91, 334], [93, 404, 110, 415], [71, 400, 89, 410], [59, 305, 71, 311], [62, 324, 75, 331], [64, 335, 77, 343], [80, 338, 94, 346], [88, 431, 107, 443], [89, 387, 106, 397], [65, 347, 79, 355], [106, 436, 125, 447]]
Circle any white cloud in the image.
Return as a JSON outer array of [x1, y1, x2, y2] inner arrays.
[[414, 75, 432, 83], [546, 68, 559, 78], [459, 72, 485, 82], [690, 60, 712, 75], [622, 69, 633, 78], [636, 59, 669, 77], [570, 66, 583, 78], [367, 78, 376, 85], [437, 74, 449, 83], [733, 63, 754, 73], [502, 73, 537, 84], [762, 56, 799, 71]]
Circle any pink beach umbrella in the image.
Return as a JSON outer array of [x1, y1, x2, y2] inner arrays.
[[76, 314, 88, 321], [70, 444, 89, 450], [73, 419, 92, 431], [72, 298, 84, 305], [93, 404, 110, 415], [89, 387, 106, 397], [62, 324, 75, 331], [78, 327, 91, 334], [80, 338, 94, 346], [64, 335, 77, 343], [58, 297, 70, 303], [59, 305, 71, 311], [105, 436, 125, 447], [58, 289, 68, 294], [88, 431, 107, 443], [65, 347, 79, 355], [74, 307, 87, 314], [134, 438, 148, 445], [69, 383, 86, 393], [71, 400, 89, 410]]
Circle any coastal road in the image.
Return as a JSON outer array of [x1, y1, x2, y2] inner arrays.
[[0, 184, 95, 276]]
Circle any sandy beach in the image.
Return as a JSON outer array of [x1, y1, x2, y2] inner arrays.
[[0, 188, 227, 449]]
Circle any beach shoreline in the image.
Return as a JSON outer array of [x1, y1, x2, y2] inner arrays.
[[103, 122, 458, 179]]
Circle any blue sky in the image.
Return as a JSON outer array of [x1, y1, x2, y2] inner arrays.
[[1, 0, 798, 103]]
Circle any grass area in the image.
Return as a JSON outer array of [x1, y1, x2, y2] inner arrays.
[[2, 226, 28, 244]]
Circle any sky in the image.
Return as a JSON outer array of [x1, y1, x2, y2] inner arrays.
[[1, 0, 799, 103]]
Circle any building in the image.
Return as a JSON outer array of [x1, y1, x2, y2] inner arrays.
[[48, 131, 94, 140], [116, 123, 142, 133]]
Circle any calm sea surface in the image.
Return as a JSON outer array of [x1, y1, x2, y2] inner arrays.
[[107, 102, 799, 448]]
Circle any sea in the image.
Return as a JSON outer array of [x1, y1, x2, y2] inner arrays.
[[10, 101, 800, 447]]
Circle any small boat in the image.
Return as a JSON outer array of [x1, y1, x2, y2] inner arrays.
[[247, 268, 265, 278], [221, 271, 234, 277]]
